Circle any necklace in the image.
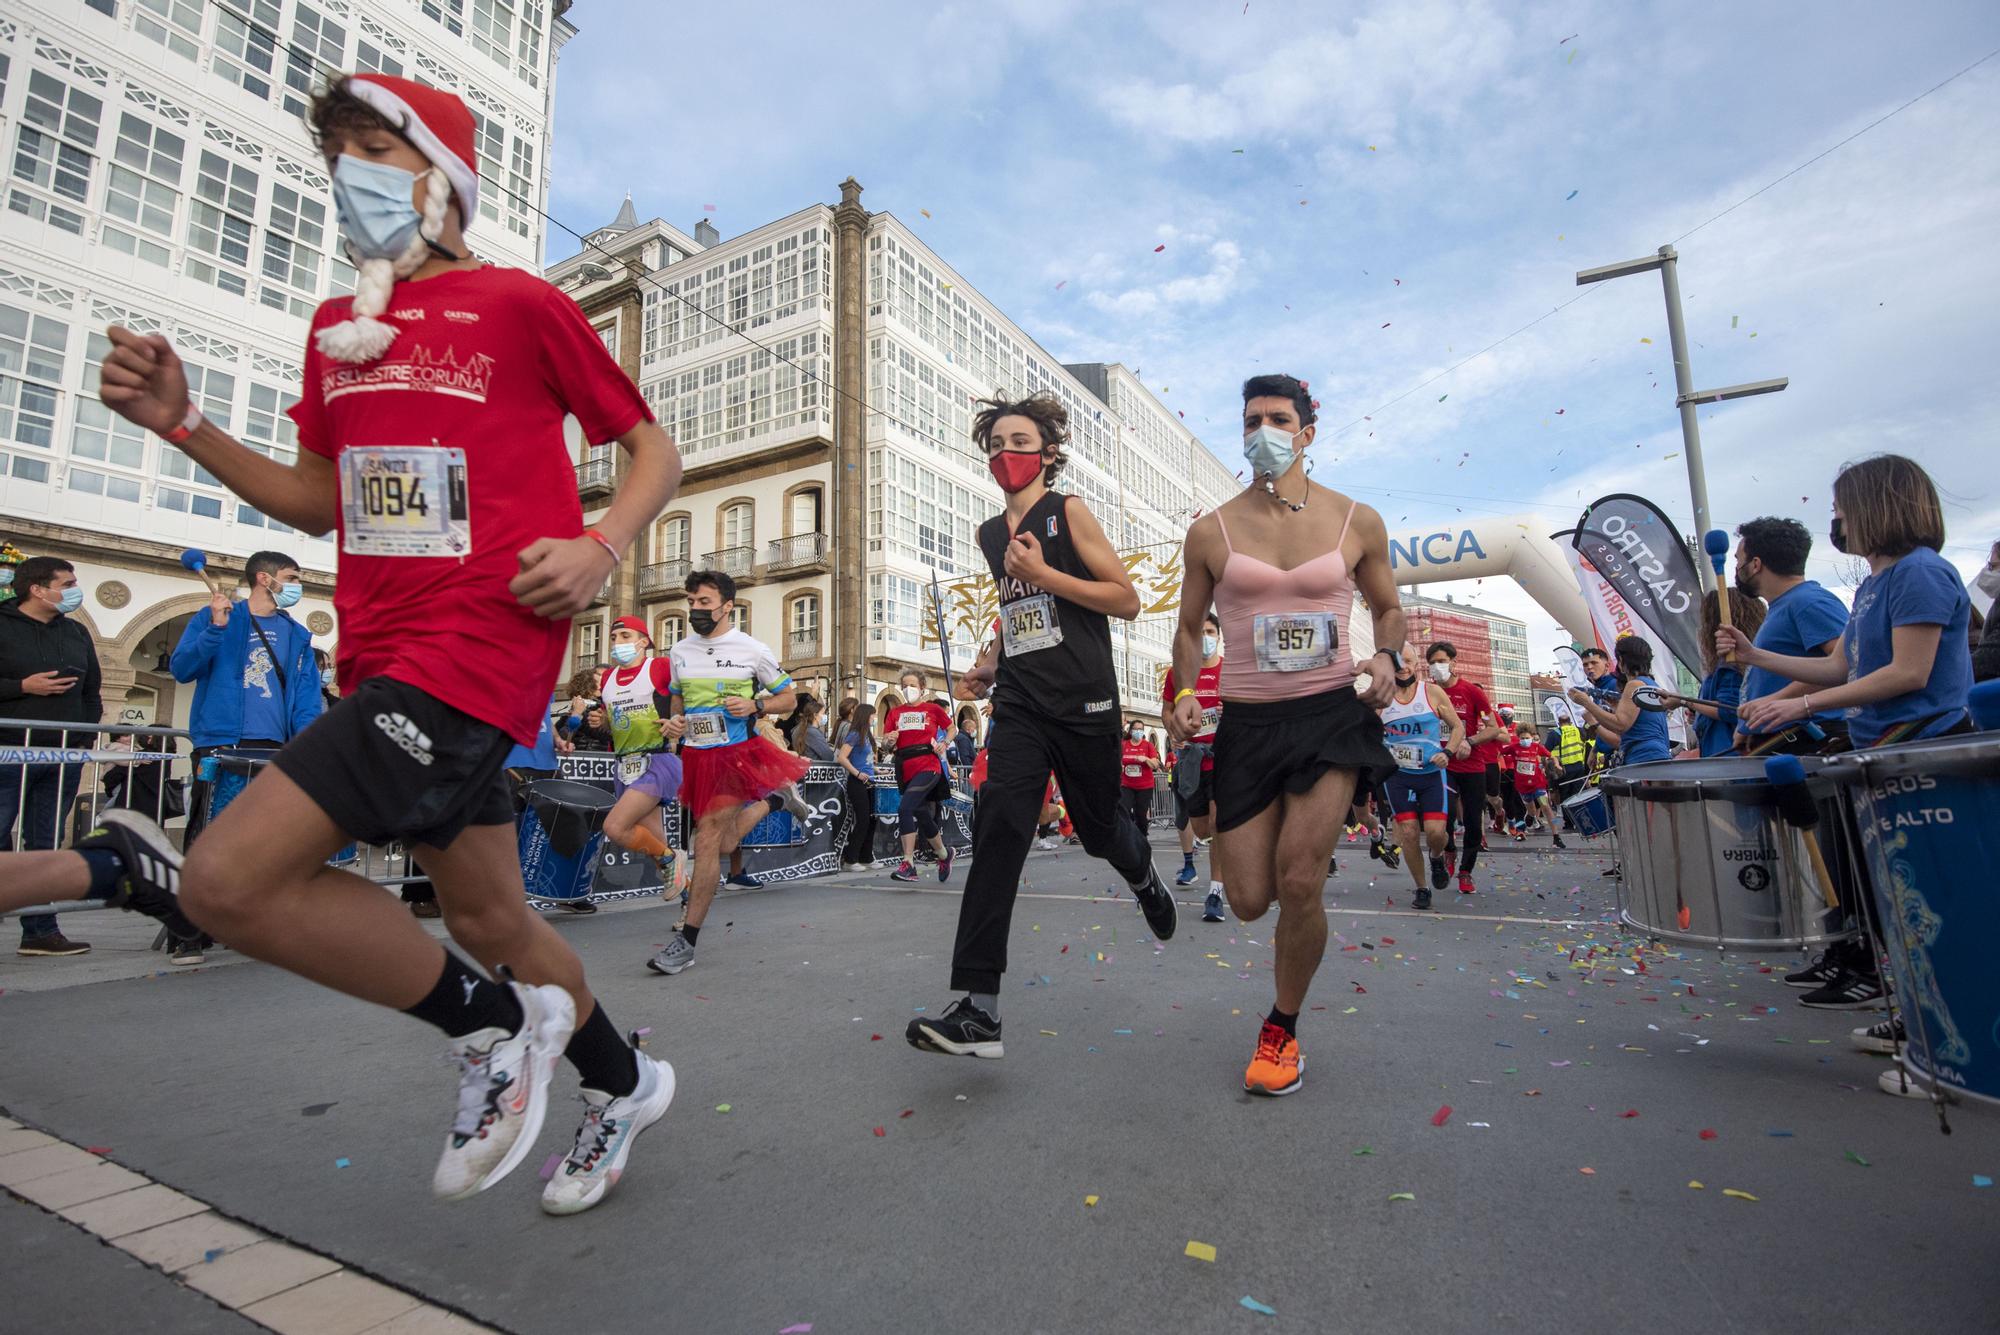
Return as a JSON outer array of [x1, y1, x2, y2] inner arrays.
[[1264, 478, 1308, 513]]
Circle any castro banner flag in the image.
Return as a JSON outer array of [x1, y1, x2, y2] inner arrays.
[[1551, 530, 1688, 692], [1566, 496, 1706, 681]]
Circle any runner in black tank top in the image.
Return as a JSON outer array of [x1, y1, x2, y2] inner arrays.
[[907, 394, 1178, 1061]]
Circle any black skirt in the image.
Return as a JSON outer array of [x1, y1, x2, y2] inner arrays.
[[1211, 686, 1395, 833]]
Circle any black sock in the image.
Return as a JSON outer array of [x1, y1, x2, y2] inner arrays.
[[79, 849, 125, 899], [1266, 1007, 1298, 1036], [767, 794, 783, 815], [403, 953, 523, 1039], [680, 923, 700, 946], [564, 1002, 640, 1097]]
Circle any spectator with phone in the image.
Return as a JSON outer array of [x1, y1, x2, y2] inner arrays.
[[0, 556, 103, 956]]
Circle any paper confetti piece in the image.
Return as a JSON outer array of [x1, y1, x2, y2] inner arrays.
[[1976, 1175, 1994, 1188], [538, 1152, 562, 1181], [716, 1104, 732, 1113], [1084, 1195, 1099, 1207], [1565, 190, 1578, 200], [780, 1326, 814, 1334], [1579, 1167, 1596, 1175], [334, 1158, 350, 1169], [1388, 1192, 1415, 1202], [1185, 1241, 1217, 1262], [920, 209, 931, 218], [1055, 280, 1067, 290], [1618, 1109, 1640, 1119], [1732, 315, 1740, 328], [1688, 1181, 1705, 1190], [1639, 337, 1653, 344], [1232, 148, 1245, 154], [1040, 1029, 1058, 1037], [1723, 1189, 1759, 1202], [1352, 1146, 1374, 1156], [202, 1248, 225, 1263], [1153, 244, 1166, 253], [1663, 452, 1680, 460], [1431, 1104, 1453, 1127], [1845, 1151, 1870, 1167], [1240, 1297, 1278, 1316], [703, 204, 716, 212], [872, 1126, 886, 1137], [301, 1103, 336, 1117], [899, 1109, 915, 1119], [1699, 1128, 1717, 1140], [1437, 394, 1448, 402]]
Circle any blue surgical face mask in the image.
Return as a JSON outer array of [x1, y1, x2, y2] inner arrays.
[[610, 643, 640, 666], [0, 568, 12, 588], [274, 581, 303, 609], [54, 586, 83, 615], [330, 156, 424, 260], [1201, 634, 1218, 659], [1243, 424, 1298, 481]]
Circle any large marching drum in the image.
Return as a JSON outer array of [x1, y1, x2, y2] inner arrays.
[[1822, 732, 2000, 1108], [1597, 756, 1852, 952]]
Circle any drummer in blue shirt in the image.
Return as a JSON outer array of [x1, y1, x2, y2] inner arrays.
[[1730, 456, 1973, 748], [1661, 589, 1767, 757], [1569, 636, 1674, 765], [1728, 516, 1851, 753]]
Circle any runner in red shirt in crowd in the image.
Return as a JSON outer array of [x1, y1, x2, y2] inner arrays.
[[1494, 706, 1529, 837], [887, 669, 955, 883], [1508, 728, 1567, 847], [94, 74, 681, 1217], [1161, 610, 1229, 921], [1425, 641, 1502, 894], [1119, 720, 1162, 837]]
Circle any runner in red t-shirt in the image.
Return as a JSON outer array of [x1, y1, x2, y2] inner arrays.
[[1508, 731, 1567, 846], [1424, 641, 1499, 893], [1119, 721, 1162, 837], [886, 668, 956, 883], [1161, 610, 1229, 921], [95, 74, 682, 1218], [1494, 712, 1526, 839]]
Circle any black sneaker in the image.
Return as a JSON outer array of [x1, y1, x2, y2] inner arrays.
[[1130, 864, 1177, 941], [16, 934, 91, 957], [1429, 856, 1449, 891], [907, 996, 1003, 1058], [1851, 1016, 1904, 1055], [1413, 888, 1433, 912], [1369, 838, 1389, 864], [1784, 949, 1841, 990], [1327, 856, 1338, 878], [1202, 891, 1226, 923], [168, 934, 206, 966], [1552, 834, 1567, 849], [1799, 968, 1885, 1010], [75, 809, 182, 921], [1383, 842, 1402, 870]]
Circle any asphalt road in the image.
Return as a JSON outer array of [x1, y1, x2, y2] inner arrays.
[[2, 830, 1995, 1334]]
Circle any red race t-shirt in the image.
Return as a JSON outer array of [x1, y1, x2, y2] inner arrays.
[[1439, 678, 1493, 774], [1512, 736, 1551, 791], [289, 267, 651, 744], [1121, 738, 1159, 789], [887, 700, 952, 781], [1162, 662, 1223, 770]]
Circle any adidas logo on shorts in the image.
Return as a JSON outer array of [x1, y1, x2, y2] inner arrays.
[[374, 712, 436, 767]]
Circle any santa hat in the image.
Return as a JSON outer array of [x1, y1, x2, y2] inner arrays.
[[315, 74, 480, 366], [612, 615, 652, 644]]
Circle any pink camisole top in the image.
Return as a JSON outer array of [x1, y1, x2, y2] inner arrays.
[[1212, 501, 1359, 702]]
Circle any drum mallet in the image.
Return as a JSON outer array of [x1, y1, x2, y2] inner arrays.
[[1703, 530, 1736, 662], [1764, 754, 1838, 910], [179, 547, 226, 597]]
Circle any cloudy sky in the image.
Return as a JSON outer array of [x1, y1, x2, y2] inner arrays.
[[546, 0, 2000, 665]]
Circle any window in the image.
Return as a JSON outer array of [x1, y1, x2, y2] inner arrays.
[[86, 0, 118, 14], [505, 135, 534, 238], [789, 593, 820, 642], [574, 619, 601, 668], [471, 0, 514, 67], [422, 0, 467, 37], [729, 602, 750, 635], [134, 0, 203, 62], [236, 503, 290, 532], [788, 486, 823, 535], [9, 72, 102, 234], [215, 2, 281, 100], [186, 151, 258, 295], [655, 513, 690, 562], [261, 184, 326, 317], [0, 302, 67, 453], [240, 383, 297, 463], [158, 361, 233, 513], [471, 111, 504, 224], [283, 4, 347, 119], [721, 501, 752, 551], [657, 612, 687, 646], [515, 4, 544, 85], [70, 399, 146, 470], [102, 114, 183, 266], [356, 39, 404, 78]]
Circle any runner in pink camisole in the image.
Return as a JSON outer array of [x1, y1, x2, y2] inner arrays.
[[1169, 374, 1405, 1097]]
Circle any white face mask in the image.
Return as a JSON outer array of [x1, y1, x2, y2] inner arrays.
[[901, 684, 921, 703], [1201, 634, 1218, 659], [1429, 662, 1452, 684], [610, 643, 640, 666], [1976, 564, 2000, 598]]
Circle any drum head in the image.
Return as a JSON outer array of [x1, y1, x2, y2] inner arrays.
[[1631, 685, 1669, 712]]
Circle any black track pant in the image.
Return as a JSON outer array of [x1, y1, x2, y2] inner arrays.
[[1123, 785, 1153, 836], [1445, 767, 1488, 874], [841, 773, 876, 864], [897, 769, 946, 841], [949, 711, 1153, 994]]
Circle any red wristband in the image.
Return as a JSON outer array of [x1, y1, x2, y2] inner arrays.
[[582, 528, 621, 563], [162, 404, 203, 444]]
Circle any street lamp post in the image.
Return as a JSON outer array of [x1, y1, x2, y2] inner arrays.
[[1576, 244, 1789, 589]]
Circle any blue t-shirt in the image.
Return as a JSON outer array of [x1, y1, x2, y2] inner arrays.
[[240, 614, 290, 742], [1621, 675, 1673, 763], [1741, 580, 1849, 734], [1841, 547, 1972, 745], [1694, 665, 1743, 757], [504, 711, 558, 771], [843, 728, 873, 771]]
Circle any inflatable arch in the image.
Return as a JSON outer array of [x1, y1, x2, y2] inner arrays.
[[1384, 519, 1594, 645]]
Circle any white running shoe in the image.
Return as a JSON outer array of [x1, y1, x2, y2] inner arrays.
[[541, 1055, 676, 1216], [778, 784, 812, 824], [1035, 837, 1059, 851], [431, 981, 576, 1201]]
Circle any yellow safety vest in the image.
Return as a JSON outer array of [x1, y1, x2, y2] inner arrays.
[[1556, 724, 1586, 768]]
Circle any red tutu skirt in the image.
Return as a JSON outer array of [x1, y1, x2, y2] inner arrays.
[[679, 735, 811, 819]]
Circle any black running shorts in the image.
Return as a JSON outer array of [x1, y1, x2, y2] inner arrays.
[[272, 676, 515, 850], [1211, 687, 1395, 834], [1173, 767, 1215, 827]]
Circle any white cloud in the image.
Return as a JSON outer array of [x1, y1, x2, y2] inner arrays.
[[1086, 239, 1242, 318]]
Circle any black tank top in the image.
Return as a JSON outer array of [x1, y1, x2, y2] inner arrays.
[[978, 491, 1120, 733]]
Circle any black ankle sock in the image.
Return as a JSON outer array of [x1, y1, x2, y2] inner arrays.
[[79, 849, 125, 900], [564, 1002, 640, 1097], [1266, 1007, 1299, 1037], [403, 953, 523, 1039], [680, 923, 700, 946]]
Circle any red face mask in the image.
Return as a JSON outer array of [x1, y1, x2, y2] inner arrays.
[[988, 449, 1045, 494]]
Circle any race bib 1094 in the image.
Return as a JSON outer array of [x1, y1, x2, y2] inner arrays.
[[340, 445, 470, 558]]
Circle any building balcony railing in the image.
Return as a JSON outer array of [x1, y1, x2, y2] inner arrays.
[[701, 545, 756, 578], [639, 558, 691, 597], [787, 629, 820, 660], [575, 456, 614, 500], [764, 531, 830, 575]]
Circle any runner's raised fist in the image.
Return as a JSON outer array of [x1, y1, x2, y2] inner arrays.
[[98, 325, 190, 436], [1003, 532, 1049, 583]]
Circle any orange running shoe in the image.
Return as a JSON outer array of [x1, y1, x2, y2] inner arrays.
[[1244, 1021, 1303, 1096]]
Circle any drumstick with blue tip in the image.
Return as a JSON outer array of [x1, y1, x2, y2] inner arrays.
[[179, 547, 226, 598], [1703, 530, 1736, 662], [1764, 754, 1839, 910]]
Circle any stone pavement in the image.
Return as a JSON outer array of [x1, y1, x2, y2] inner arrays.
[[2, 829, 1994, 1334]]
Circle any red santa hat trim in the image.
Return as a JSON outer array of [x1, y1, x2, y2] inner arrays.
[[342, 73, 479, 226]]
